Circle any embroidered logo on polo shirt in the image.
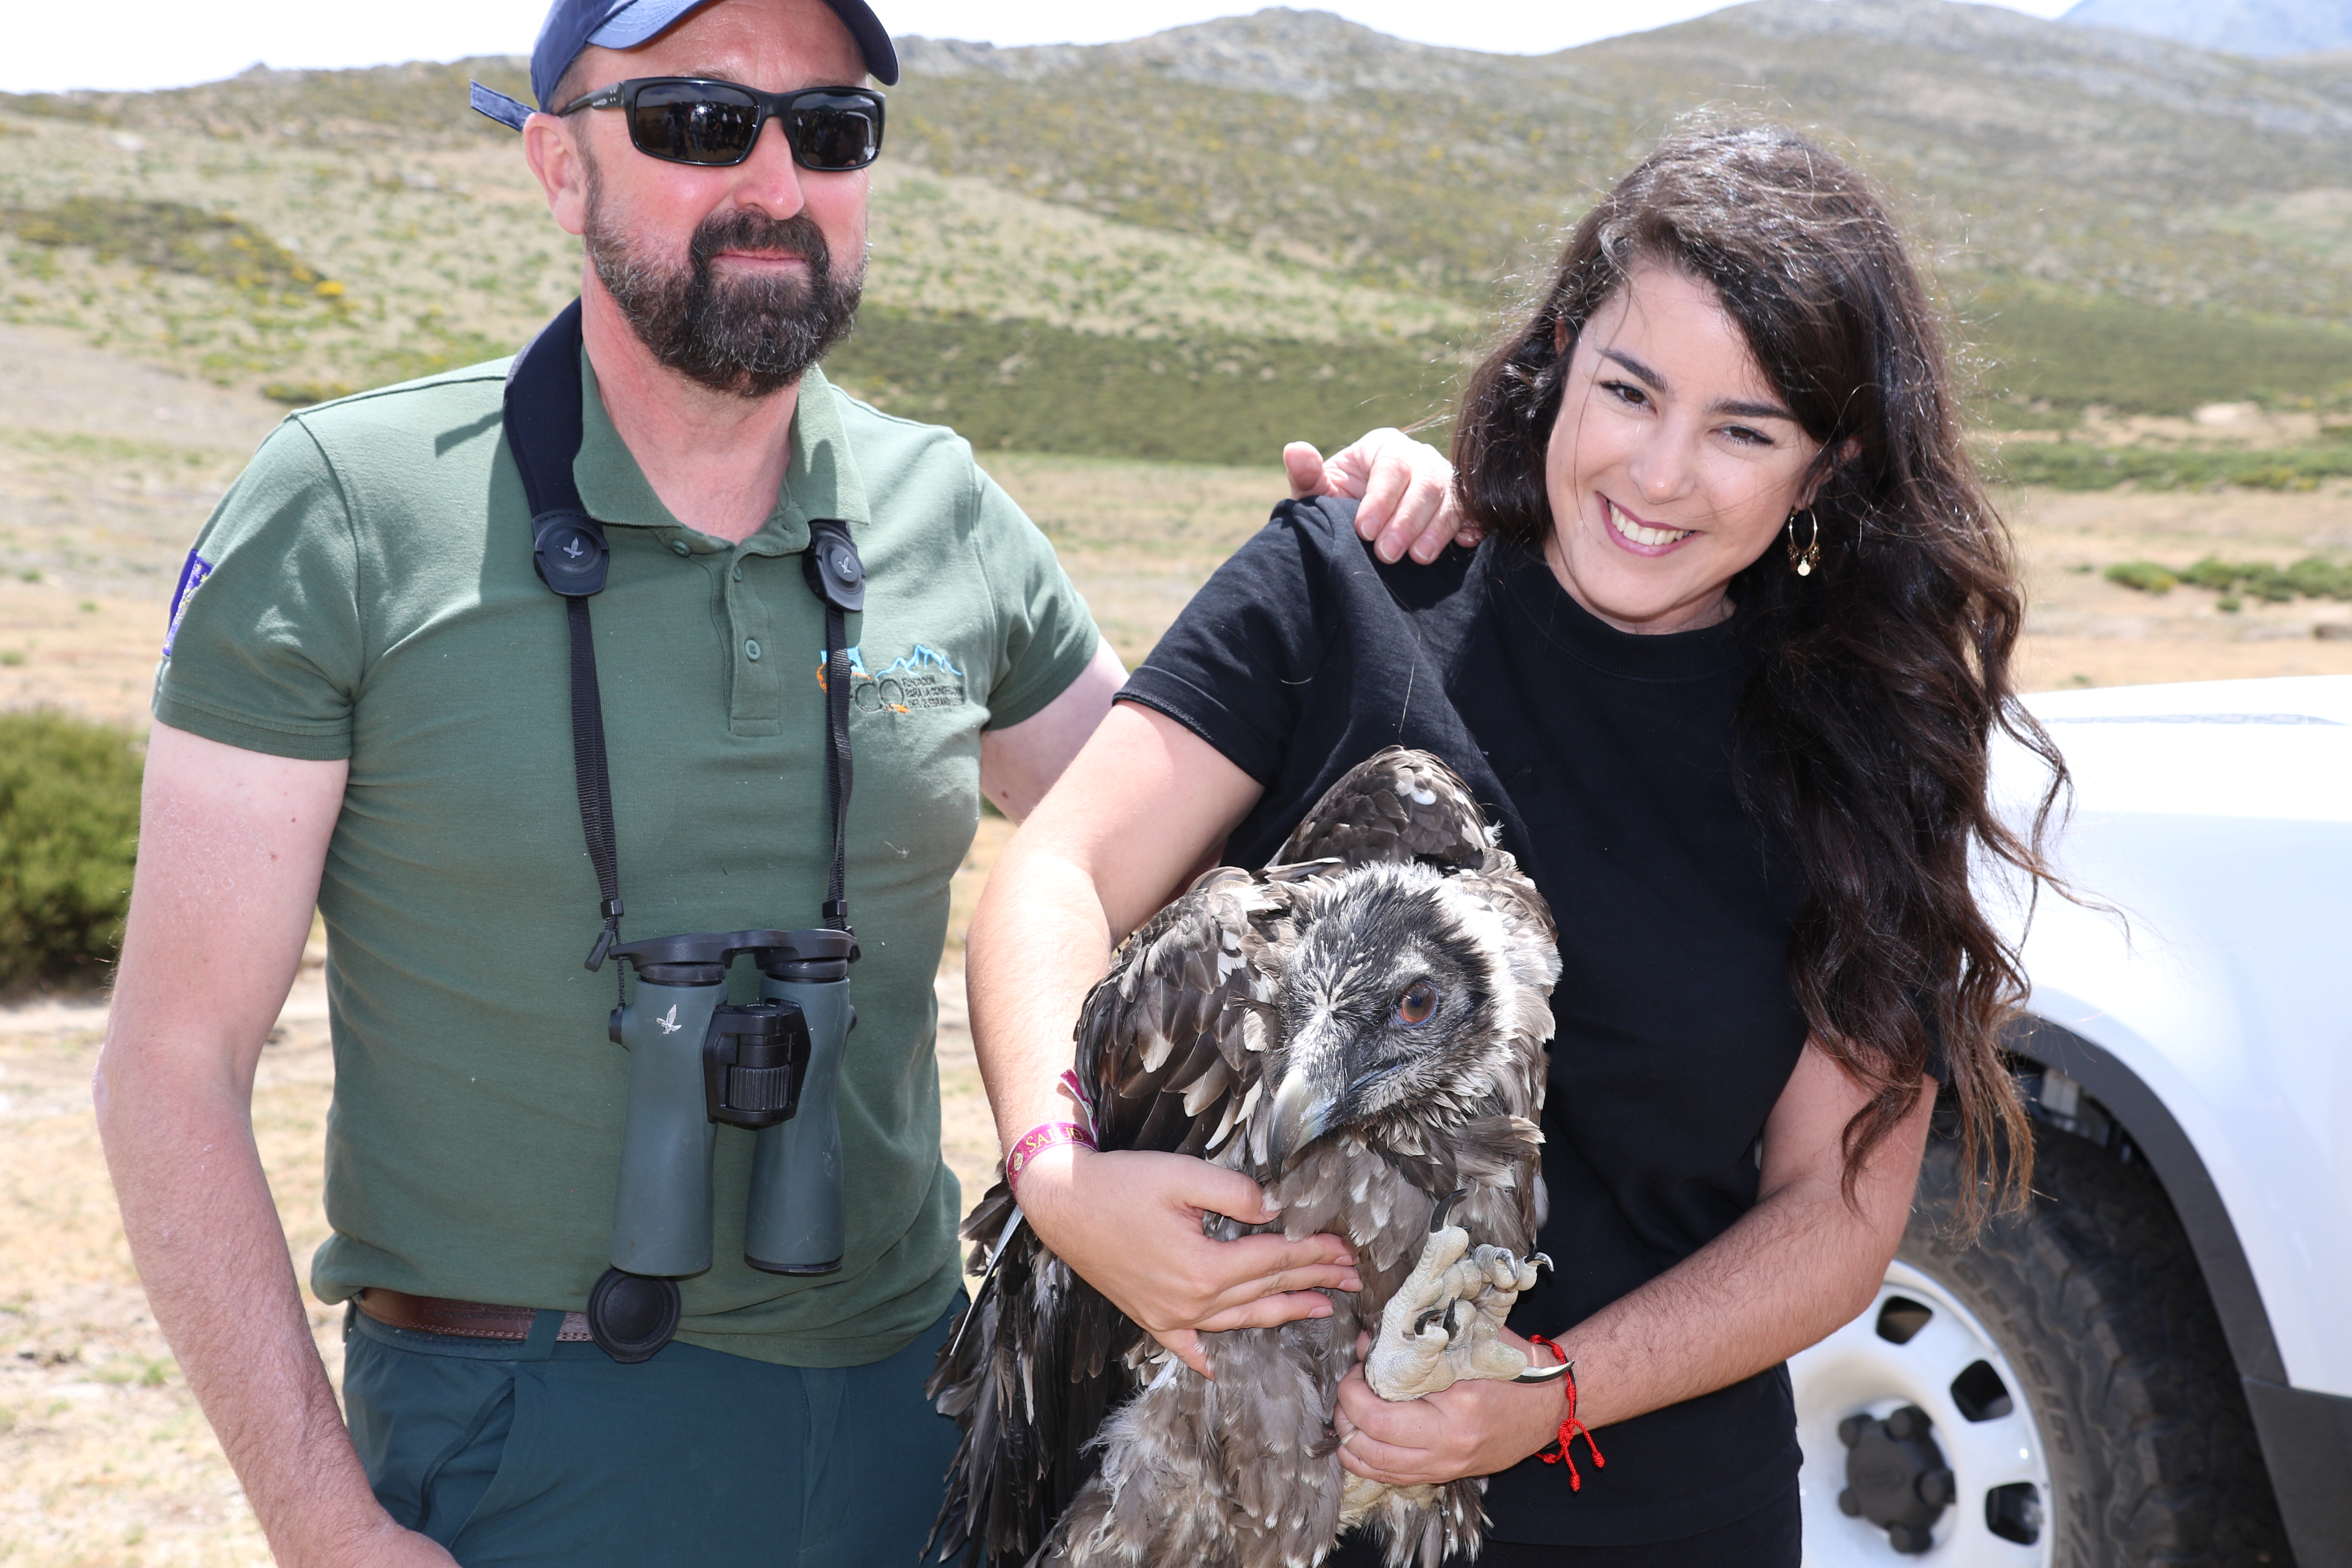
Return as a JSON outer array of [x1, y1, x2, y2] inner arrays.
[[815, 644, 968, 717], [163, 550, 213, 656]]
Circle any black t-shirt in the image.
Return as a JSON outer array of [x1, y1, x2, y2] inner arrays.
[[1121, 497, 1813, 1546]]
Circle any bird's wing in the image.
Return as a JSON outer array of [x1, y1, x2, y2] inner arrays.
[[928, 865, 1307, 1565], [1277, 746, 1495, 869], [1454, 845, 1564, 1238], [1076, 864, 1306, 1162]]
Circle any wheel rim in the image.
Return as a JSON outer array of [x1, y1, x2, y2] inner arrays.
[[1791, 1260, 2053, 1565]]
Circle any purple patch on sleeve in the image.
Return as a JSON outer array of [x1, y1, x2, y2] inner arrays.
[[163, 551, 212, 657]]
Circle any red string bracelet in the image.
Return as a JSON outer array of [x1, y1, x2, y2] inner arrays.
[[1526, 1334, 1605, 1491]]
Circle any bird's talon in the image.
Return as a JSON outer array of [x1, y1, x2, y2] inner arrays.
[[1367, 1228, 1556, 1399], [1426, 1189, 1465, 1234]]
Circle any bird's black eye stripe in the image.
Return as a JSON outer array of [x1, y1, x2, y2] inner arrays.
[[1394, 980, 1439, 1026]]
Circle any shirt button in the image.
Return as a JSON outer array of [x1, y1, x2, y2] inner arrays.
[[744, 639, 763, 661], [732, 565, 744, 581], [670, 541, 690, 557]]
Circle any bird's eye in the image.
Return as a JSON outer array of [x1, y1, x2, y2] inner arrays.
[[1395, 981, 1438, 1026]]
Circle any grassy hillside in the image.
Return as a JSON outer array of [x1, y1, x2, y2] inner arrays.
[[1963, 288, 2352, 415], [828, 308, 1460, 462], [2, 1, 2349, 459], [896, 2, 2352, 317]]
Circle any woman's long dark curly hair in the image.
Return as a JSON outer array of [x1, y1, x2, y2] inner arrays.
[[1454, 126, 2064, 1224]]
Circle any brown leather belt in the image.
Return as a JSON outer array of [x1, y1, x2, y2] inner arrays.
[[357, 1287, 595, 1343]]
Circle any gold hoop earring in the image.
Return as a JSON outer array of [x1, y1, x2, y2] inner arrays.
[[1786, 509, 1820, 577]]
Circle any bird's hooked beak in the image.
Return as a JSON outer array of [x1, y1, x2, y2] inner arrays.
[[1265, 1066, 1341, 1176]]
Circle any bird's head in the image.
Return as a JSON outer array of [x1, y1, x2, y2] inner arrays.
[[1262, 863, 1518, 1175]]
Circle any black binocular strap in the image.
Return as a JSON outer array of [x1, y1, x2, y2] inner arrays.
[[820, 614, 852, 930], [564, 591, 625, 968], [505, 300, 859, 968]]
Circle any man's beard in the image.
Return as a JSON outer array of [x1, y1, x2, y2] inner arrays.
[[582, 154, 863, 399]]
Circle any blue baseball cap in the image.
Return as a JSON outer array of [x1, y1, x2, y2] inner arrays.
[[473, 0, 897, 129]]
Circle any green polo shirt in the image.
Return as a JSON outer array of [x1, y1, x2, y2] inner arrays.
[[154, 352, 1097, 1366]]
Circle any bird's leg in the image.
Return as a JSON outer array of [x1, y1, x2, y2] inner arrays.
[[1366, 1207, 1550, 1400]]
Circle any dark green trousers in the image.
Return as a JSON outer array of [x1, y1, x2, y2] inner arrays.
[[343, 1300, 964, 1566]]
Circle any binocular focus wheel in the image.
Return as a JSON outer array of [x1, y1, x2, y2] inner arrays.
[[586, 1268, 682, 1364]]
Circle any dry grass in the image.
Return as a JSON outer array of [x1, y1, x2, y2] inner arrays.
[[0, 115, 572, 395], [0, 968, 331, 1568], [2005, 482, 2352, 689]]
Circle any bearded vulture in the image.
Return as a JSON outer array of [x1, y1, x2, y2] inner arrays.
[[929, 749, 1563, 1568]]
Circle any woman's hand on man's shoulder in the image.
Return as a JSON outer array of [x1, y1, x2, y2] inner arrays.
[[1014, 1143, 1362, 1379], [1286, 430, 1482, 566]]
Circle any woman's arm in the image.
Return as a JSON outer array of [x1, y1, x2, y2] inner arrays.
[[968, 702, 1364, 1378], [1332, 1043, 1936, 1485]]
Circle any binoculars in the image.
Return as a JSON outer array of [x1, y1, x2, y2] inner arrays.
[[585, 927, 855, 1362]]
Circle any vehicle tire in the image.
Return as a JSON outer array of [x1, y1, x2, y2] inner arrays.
[[1790, 1126, 2294, 1566]]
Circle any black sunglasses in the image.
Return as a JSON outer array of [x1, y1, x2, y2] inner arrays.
[[557, 77, 885, 172]]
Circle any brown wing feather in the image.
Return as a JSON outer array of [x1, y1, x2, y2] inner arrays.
[[1277, 747, 1493, 869], [1077, 865, 1300, 1158], [927, 867, 1305, 1565]]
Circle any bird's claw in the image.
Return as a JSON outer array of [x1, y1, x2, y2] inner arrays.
[[1365, 1223, 1548, 1400]]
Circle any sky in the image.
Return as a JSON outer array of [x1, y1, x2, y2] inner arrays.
[[5, 0, 2081, 96]]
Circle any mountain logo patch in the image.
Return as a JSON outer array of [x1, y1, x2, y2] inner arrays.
[[816, 643, 968, 716]]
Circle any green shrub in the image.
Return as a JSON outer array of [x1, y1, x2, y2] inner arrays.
[[2289, 557, 2352, 599], [0, 197, 322, 298], [2103, 561, 2177, 594], [2178, 555, 2352, 603], [827, 307, 1464, 465], [261, 378, 355, 406], [0, 712, 143, 992], [1992, 443, 2352, 492]]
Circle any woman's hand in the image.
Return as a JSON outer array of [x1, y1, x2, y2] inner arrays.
[[1332, 1330, 1566, 1487], [1015, 1143, 1363, 1379], [1286, 430, 1481, 565]]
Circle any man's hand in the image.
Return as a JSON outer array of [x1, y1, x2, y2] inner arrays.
[[1286, 429, 1480, 566], [1334, 1329, 1565, 1488], [1013, 1145, 1362, 1379], [328, 1520, 462, 1568]]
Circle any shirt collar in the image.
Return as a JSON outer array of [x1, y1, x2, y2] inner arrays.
[[1487, 539, 1752, 683], [571, 346, 870, 555]]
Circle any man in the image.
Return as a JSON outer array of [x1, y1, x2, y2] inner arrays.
[[95, 0, 1461, 1562]]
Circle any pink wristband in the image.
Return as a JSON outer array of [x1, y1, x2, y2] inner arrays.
[[1006, 1121, 1096, 1192]]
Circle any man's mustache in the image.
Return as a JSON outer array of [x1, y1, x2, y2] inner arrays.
[[689, 211, 831, 274]]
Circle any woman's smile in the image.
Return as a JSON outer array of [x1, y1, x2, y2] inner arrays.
[[1600, 495, 1698, 554]]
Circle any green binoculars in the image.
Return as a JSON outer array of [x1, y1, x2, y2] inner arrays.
[[585, 927, 855, 1362]]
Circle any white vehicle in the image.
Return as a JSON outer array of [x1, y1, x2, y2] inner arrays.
[[1791, 674, 2352, 1568]]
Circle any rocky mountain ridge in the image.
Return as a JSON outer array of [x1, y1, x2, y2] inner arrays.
[[2, 0, 2347, 450], [2064, 0, 2352, 58]]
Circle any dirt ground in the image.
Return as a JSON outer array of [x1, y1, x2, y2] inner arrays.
[[5, 325, 2352, 1564]]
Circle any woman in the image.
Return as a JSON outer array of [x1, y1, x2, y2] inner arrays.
[[966, 127, 2063, 1564]]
